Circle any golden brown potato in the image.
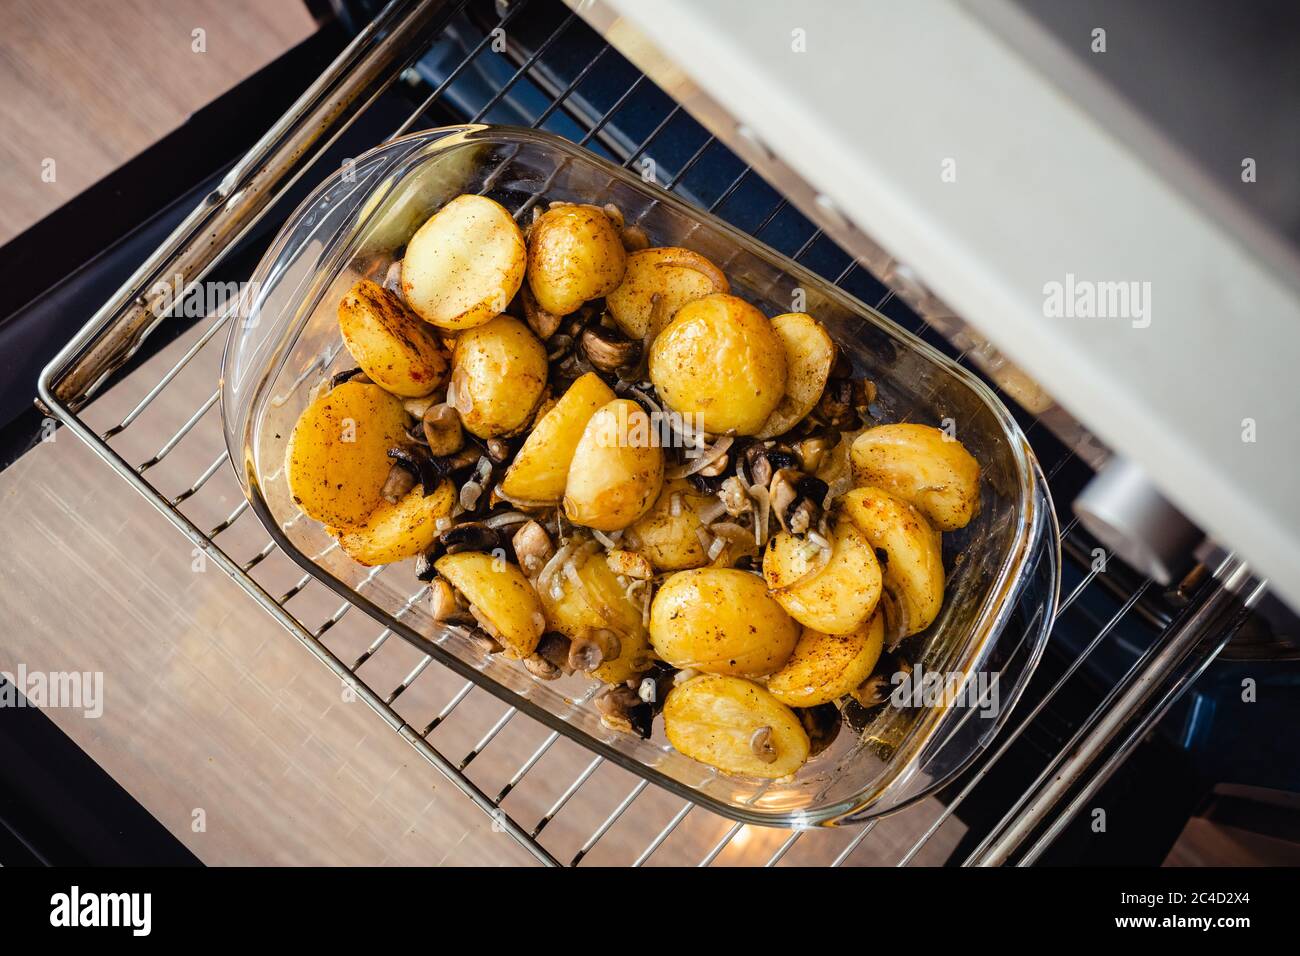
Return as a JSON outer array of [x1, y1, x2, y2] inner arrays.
[[450, 315, 548, 438], [754, 313, 836, 439], [623, 478, 714, 572], [526, 204, 626, 316], [537, 541, 653, 684], [842, 486, 945, 637], [435, 552, 545, 659], [401, 194, 526, 330], [284, 381, 409, 528], [335, 480, 455, 566], [850, 423, 981, 531], [664, 675, 809, 778], [500, 372, 616, 503], [563, 399, 664, 531], [606, 246, 729, 340], [649, 568, 797, 677], [338, 279, 450, 397], [648, 293, 787, 435], [763, 518, 882, 634], [767, 614, 884, 708]]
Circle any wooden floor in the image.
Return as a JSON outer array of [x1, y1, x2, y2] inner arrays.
[[0, 0, 315, 244]]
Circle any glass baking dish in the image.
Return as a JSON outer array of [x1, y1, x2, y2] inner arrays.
[[221, 125, 1059, 828]]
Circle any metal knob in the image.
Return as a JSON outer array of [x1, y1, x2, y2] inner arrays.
[[1073, 456, 1204, 585]]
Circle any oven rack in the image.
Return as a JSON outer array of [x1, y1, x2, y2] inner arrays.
[[36, 0, 1259, 866]]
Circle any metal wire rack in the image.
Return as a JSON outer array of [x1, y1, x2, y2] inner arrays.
[[37, 0, 1258, 866]]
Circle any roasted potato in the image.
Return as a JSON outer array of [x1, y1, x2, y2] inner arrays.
[[435, 551, 545, 659], [664, 675, 810, 778], [450, 315, 548, 438], [850, 423, 981, 531], [284, 380, 409, 527], [335, 480, 455, 566], [648, 293, 787, 435], [623, 479, 714, 572], [526, 204, 626, 316], [537, 541, 653, 683], [401, 194, 526, 330], [649, 568, 798, 677], [754, 312, 836, 439], [338, 279, 450, 397], [563, 399, 664, 531], [843, 486, 944, 637], [500, 372, 615, 503], [763, 517, 882, 634], [606, 246, 729, 340], [767, 613, 884, 708]]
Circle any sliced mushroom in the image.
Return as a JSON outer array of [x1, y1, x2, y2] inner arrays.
[[330, 367, 369, 389], [568, 627, 622, 673], [816, 378, 856, 428], [742, 442, 798, 490], [383, 259, 403, 295], [535, 632, 573, 675], [521, 282, 562, 340], [719, 476, 752, 517], [429, 577, 475, 625], [485, 438, 513, 464], [403, 395, 438, 419], [512, 520, 554, 576], [699, 452, 730, 478], [749, 726, 778, 764], [523, 653, 563, 680], [794, 435, 832, 474], [465, 627, 504, 656], [619, 224, 650, 252], [796, 703, 842, 757], [580, 325, 641, 373], [595, 684, 652, 738], [422, 403, 463, 457], [380, 461, 418, 503], [387, 444, 442, 496], [438, 522, 502, 556]]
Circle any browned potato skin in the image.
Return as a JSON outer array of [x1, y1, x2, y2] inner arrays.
[[500, 372, 615, 503], [648, 293, 787, 436], [563, 399, 664, 531], [664, 675, 810, 778], [754, 312, 836, 439], [649, 568, 798, 677], [284, 381, 409, 528], [606, 247, 729, 341], [842, 486, 945, 637], [338, 279, 449, 397], [451, 315, 548, 438], [850, 424, 981, 531], [335, 480, 455, 565], [624, 479, 713, 572], [767, 614, 884, 708], [763, 518, 883, 635], [526, 204, 627, 316]]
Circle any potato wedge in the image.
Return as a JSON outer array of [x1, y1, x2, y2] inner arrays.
[[450, 315, 548, 438], [284, 380, 409, 528], [623, 478, 714, 572], [338, 279, 449, 397], [500, 372, 616, 503], [648, 293, 787, 435], [526, 204, 627, 316], [850, 423, 981, 531], [754, 313, 836, 439], [335, 480, 455, 566], [435, 551, 545, 659], [537, 541, 652, 683], [763, 518, 882, 634], [606, 246, 729, 341], [843, 486, 944, 637], [563, 399, 664, 531], [767, 614, 884, 708], [649, 568, 798, 677], [401, 194, 526, 330], [664, 675, 809, 778]]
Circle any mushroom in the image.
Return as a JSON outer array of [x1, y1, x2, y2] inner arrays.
[[438, 522, 502, 556], [485, 438, 513, 464], [429, 577, 475, 626], [568, 627, 621, 673], [330, 367, 369, 388], [772, 471, 829, 535], [796, 703, 842, 757], [534, 632, 573, 675], [520, 282, 562, 340], [816, 378, 857, 428], [422, 403, 463, 457], [512, 520, 554, 576], [465, 627, 504, 656], [719, 476, 752, 517], [742, 442, 798, 490], [380, 461, 418, 503], [580, 325, 641, 373], [387, 444, 441, 495], [382, 259, 403, 295], [403, 395, 438, 419], [595, 684, 652, 738], [794, 435, 832, 474], [699, 452, 730, 478], [523, 653, 563, 680], [749, 726, 778, 764]]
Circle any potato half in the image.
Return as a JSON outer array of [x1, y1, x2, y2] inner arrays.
[[338, 279, 450, 397], [649, 568, 798, 677], [526, 204, 627, 316], [664, 675, 810, 778], [563, 399, 664, 531], [500, 372, 616, 503], [648, 293, 787, 435], [850, 423, 981, 531], [450, 315, 548, 438], [606, 246, 729, 341], [763, 518, 882, 634], [401, 194, 526, 330], [843, 486, 945, 637], [754, 312, 836, 439], [284, 380, 409, 528], [767, 614, 884, 708], [336, 480, 455, 566], [624, 478, 714, 572], [435, 552, 545, 659]]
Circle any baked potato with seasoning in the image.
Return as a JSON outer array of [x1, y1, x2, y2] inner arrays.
[[843, 485, 945, 637], [606, 246, 729, 340], [526, 204, 627, 316], [850, 423, 981, 531], [284, 380, 409, 528], [335, 480, 455, 565], [767, 613, 884, 708], [664, 675, 810, 778], [338, 279, 450, 397], [500, 372, 615, 503], [449, 315, 548, 438], [563, 398, 664, 531], [763, 517, 882, 635], [623, 478, 716, 572], [754, 312, 836, 439], [435, 551, 545, 659], [401, 194, 526, 330]]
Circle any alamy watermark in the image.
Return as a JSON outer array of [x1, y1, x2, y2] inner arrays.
[[600, 401, 709, 456], [1043, 272, 1151, 329], [1, 665, 103, 718], [890, 662, 1000, 719], [148, 272, 262, 325]]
